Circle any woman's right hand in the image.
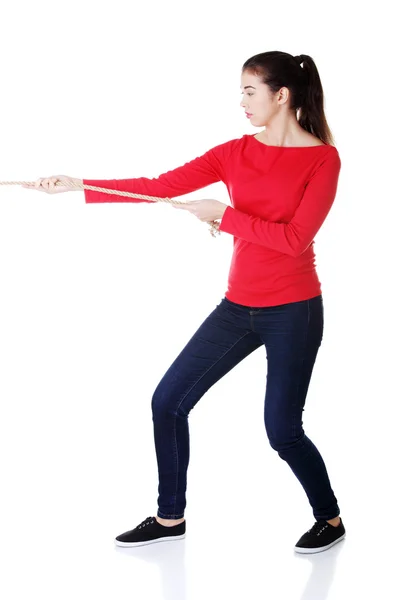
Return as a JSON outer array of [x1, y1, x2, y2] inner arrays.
[[22, 175, 83, 193]]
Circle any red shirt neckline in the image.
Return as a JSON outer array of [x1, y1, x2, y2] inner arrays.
[[247, 133, 331, 149]]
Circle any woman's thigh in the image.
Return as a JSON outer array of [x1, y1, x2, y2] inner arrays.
[[151, 300, 264, 417], [253, 295, 324, 445]]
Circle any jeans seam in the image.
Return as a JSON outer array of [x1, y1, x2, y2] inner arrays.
[[291, 299, 311, 438]]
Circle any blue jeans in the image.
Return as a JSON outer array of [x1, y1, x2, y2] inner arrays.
[[151, 294, 340, 521]]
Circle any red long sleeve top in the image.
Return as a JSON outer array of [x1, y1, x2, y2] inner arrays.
[[83, 133, 341, 307]]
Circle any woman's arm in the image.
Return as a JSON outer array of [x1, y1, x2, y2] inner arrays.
[[82, 141, 233, 204]]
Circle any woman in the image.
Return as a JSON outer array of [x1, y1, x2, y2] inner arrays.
[[24, 51, 346, 554]]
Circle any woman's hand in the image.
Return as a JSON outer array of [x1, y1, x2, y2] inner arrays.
[[21, 175, 82, 193], [170, 199, 227, 222]]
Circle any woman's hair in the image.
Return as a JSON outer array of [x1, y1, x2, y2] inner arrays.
[[242, 51, 335, 146]]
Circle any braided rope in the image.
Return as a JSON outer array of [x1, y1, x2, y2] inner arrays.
[[0, 179, 222, 238]]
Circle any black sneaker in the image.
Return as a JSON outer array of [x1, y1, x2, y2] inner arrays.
[[115, 516, 186, 548], [294, 517, 346, 554]]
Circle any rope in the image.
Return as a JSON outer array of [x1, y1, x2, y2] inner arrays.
[[0, 179, 222, 238]]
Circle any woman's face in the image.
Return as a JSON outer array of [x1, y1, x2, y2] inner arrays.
[[240, 71, 288, 126]]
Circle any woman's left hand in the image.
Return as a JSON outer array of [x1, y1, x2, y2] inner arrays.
[[170, 199, 228, 222]]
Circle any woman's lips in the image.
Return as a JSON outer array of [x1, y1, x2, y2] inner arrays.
[[246, 113, 252, 118]]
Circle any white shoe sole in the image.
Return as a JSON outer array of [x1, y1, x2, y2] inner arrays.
[[294, 533, 346, 554], [115, 533, 186, 547]]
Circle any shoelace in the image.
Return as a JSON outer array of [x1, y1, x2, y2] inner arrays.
[[137, 516, 155, 529], [307, 520, 331, 537]]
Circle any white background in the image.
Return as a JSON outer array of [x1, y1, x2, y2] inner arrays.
[[0, 1, 398, 598]]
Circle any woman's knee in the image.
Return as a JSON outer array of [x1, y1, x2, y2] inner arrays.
[[265, 419, 305, 452], [151, 383, 171, 417], [151, 381, 188, 419]]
